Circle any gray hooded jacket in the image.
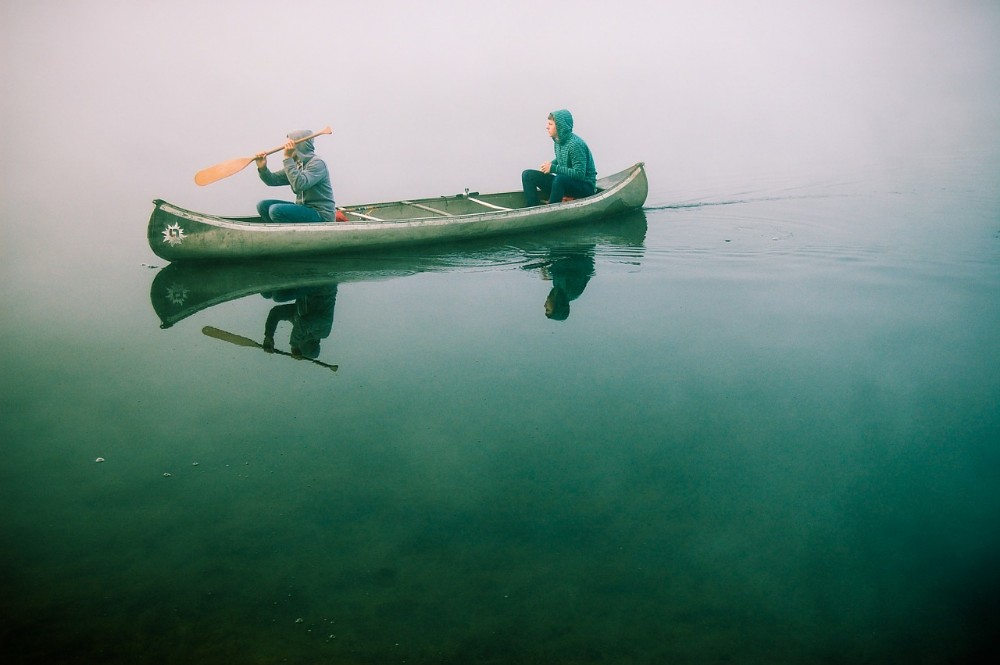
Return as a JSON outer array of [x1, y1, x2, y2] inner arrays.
[[258, 129, 336, 221]]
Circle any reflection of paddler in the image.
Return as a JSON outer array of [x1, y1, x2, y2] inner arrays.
[[261, 284, 338, 358], [540, 251, 595, 320]]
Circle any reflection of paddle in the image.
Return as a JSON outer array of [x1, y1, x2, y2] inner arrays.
[[194, 126, 332, 186], [202, 326, 338, 372]]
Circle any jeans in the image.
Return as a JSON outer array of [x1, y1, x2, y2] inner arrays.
[[521, 170, 595, 206], [256, 199, 323, 223]]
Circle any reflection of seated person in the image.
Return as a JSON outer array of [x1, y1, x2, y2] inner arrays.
[[261, 284, 338, 358], [541, 251, 595, 320]]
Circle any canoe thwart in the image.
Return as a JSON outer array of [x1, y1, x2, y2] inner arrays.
[[401, 201, 454, 217], [465, 196, 512, 211], [340, 208, 383, 221]]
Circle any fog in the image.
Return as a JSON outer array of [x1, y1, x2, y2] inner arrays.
[[1, 0, 999, 257]]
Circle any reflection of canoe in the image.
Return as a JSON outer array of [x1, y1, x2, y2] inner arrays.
[[150, 210, 647, 328], [148, 163, 647, 260]]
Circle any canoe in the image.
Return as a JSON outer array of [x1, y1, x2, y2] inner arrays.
[[149, 209, 648, 328], [148, 162, 647, 260]]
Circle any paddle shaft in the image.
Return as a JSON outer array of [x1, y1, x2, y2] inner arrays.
[[202, 326, 338, 371], [257, 126, 332, 160], [194, 126, 332, 186]]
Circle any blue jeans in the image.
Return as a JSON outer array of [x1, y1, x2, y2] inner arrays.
[[521, 170, 595, 206], [257, 199, 323, 223]]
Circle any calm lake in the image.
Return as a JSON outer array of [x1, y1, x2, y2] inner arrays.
[[2, 2, 999, 664]]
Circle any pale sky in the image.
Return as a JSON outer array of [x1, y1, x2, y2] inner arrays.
[[2, 0, 998, 221]]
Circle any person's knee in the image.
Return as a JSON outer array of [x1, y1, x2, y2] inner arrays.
[[267, 204, 290, 222]]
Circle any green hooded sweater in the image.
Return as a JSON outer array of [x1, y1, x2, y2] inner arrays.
[[550, 109, 597, 188]]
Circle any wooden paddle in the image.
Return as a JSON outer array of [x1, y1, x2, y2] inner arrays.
[[194, 126, 332, 186], [202, 325, 339, 372]]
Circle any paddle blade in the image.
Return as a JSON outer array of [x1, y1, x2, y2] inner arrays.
[[194, 156, 254, 186], [202, 326, 261, 348]]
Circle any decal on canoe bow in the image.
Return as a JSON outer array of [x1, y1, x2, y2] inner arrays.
[[162, 222, 186, 246]]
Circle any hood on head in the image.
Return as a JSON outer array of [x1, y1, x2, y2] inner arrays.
[[550, 109, 574, 142], [286, 129, 315, 159]]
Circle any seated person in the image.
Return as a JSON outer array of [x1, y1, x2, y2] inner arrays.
[[522, 109, 597, 206], [255, 129, 336, 222]]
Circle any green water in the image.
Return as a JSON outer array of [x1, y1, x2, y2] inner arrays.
[[2, 156, 998, 663]]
